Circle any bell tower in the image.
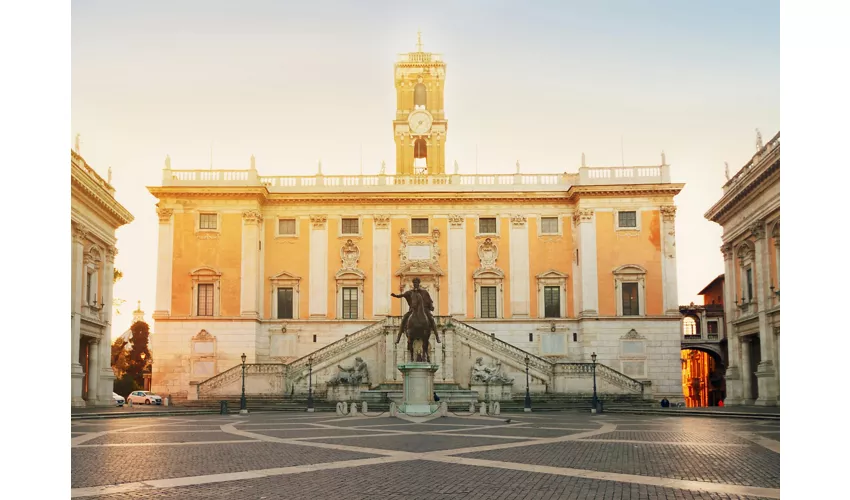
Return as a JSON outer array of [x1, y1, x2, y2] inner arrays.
[[393, 32, 447, 176]]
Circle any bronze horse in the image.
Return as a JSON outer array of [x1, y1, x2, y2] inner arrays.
[[400, 289, 436, 363]]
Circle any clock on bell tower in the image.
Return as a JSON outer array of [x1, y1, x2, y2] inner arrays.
[[393, 32, 447, 176]]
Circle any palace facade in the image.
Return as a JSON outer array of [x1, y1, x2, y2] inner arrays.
[[148, 42, 685, 403], [706, 132, 780, 406], [71, 149, 134, 406]]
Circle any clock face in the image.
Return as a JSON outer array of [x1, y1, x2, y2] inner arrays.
[[408, 110, 433, 135]]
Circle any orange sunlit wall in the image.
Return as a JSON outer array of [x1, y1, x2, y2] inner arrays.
[[681, 349, 716, 407], [700, 279, 724, 306], [263, 216, 311, 319], [171, 212, 243, 316], [595, 210, 663, 316], [527, 216, 574, 318]]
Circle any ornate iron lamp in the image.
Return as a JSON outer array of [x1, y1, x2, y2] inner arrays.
[[524, 355, 532, 412], [591, 352, 599, 412], [307, 355, 314, 412], [240, 353, 247, 412]]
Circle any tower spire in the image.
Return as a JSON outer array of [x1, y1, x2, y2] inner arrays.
[[416, 30, 423, 52]]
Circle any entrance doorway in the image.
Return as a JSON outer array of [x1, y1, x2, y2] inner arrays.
[[79, 338, 90, 401]]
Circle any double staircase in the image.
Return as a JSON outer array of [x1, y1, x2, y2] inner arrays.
[[187, 316, 649, 411]]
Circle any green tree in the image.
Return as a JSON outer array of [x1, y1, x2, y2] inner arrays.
[[111, 337, 129, 378], [125, 320, 152, 387]]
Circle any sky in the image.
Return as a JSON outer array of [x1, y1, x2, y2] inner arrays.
[[70, 1, 779, 339]]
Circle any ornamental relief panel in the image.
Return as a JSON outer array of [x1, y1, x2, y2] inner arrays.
[[242, 210, 263, 225], [660, 205, 677, 222], [477, 238, 499, 270], [310, 215, 327, 229], [572, 209, 593, 226], [340, 239, 360, 270], [510, 215, 527, 227], [448, 214, 464, 227], [373, 215, 391, 229]]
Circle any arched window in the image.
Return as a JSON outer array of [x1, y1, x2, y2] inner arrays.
[[414, 83, 426, 109], [413, 138, 428, 174], [683, 317, 698, 338]]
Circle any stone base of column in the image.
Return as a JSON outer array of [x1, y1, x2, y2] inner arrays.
[[755, 362, 778, 406], [71, 365, 85, 407], [398, 362, 439, 416]]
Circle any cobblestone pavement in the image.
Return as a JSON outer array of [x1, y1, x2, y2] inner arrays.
[[71, 412, 780, 499]]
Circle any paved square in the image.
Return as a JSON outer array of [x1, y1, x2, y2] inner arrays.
[[71, 412, 780, 499]]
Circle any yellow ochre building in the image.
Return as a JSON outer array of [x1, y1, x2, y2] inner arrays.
[[148, 40, 685, 405]]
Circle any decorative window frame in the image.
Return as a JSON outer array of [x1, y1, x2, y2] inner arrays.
[[476, 216, 500, 237], [736, 242, 756, 303], [538, 215, 562, 237], [473, 268, 505, 319], [619, 328, 648, 379], [83, 246, 102, 307], [190, 267, 222, 317], [338, 216, 363, 238], [275, 217, 300, 238], [536, 270, 568, 318], [335, 268, 365, 319], [614, 209, 641, 231], [269, 271, 301, 319], [613, 264, 647, 317], [195, 211, 222, 235], [409, 217, 430, 235], [189, 329, 217, 378]]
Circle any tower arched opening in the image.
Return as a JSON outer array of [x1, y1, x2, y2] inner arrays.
[[414, 83, 426, 109], [413, 138, 428, 174]]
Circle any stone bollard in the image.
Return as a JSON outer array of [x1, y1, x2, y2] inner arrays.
[[490, 402, 501, 415], [479, 402, 487, 416], [390, 402, 397, 417], [336, 402, 348, 416], [469, 402, 476, 414], [349, 402, 358, 416], [440, 401, 448, 417], [361, 401, 368, 414]]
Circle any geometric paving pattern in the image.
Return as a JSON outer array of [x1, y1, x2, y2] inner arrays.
[[71, 412, 780, 499]]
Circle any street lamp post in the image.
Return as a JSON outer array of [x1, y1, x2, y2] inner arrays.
[[306, 356, 314, 413], [591, 352, 599, 414], [240, 353, 248, 414], [524, 355, 532, 412]]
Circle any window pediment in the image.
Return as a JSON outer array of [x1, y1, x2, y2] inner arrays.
[[472, 268, 505, 280], [536, 269, 569, 281], [335, 268, 366, 281], [190, 266, 222, 278], [612, 264, 647, 276]]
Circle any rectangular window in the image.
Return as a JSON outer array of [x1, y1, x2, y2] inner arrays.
[[277, 288, 294, 319], [86, 272, 95, 303], [479, 217, 497, 234], [341, 218, 359, 235], [278, 219, 296, 235], [199, 213, 217, 230], [746, 268, 753, 301], [541, 217, 558, 234], [411, 218, 429, 234], [622, 282, 639, 316], [618, 211, 637, 228], [342, 287, 358, 319], [707, 321, 718, 334], [481, 286, 497, 318], [544, 286, 560, 318], [197, 283, 214, 316]]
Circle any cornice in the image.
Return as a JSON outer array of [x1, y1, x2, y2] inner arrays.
[[71, 173, 134, 227], [705, 159, 779, 223], [565, 184, 684, 200]]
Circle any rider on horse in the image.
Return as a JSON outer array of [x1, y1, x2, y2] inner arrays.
[[391, 277, 441, 345]]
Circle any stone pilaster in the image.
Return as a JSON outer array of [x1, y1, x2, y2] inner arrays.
[[71, 223, 86, 407], [752, 220, 778, 406], [448, 215, 466, 317], [309, 215, 328, 317], [740, 337, 754, 405], [720, 242, 742, 405], [154, 206, 174, 317], [99, 247, 117, 401], [573, 209, 598, 317], [508, 215, 530, 317], [87, 338, 100, 405], [372, 216, 392, 316], [660, 206, 679, 314], [241, 210, 262, 317]]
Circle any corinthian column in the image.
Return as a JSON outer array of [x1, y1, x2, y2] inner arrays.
[[71, 223, 87, 407], [154, 206, 174, 318], [87, 338, 100, 405], [241, 210, 263, 317], [721, 243, 742, 405], [573, 209, 598, 316], [752, 220, 778, 406], [99, 247, 117, 403], [660, 206, 679, 314]]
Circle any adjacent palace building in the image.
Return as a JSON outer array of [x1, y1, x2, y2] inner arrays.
[[706, 132, 780, 406], [71, 148, 134, 406], [148, 41, 686, 403]]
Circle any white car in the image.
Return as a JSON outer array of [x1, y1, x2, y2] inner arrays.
[[127, 391, 162, 405], [112, 392, 125, 406]]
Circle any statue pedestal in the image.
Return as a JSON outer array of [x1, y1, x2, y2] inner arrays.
[[398, 362, 439, 416], [471, 382, 513, 401]]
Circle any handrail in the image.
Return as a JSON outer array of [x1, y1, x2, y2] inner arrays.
[[554, 362, 644, 394], [197, 363, 286, 397], [287, 321, 386, 374], [447, 319, 553, 374]]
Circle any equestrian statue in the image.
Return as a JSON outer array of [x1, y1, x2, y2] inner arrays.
[[391, 277, 441, 362]]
